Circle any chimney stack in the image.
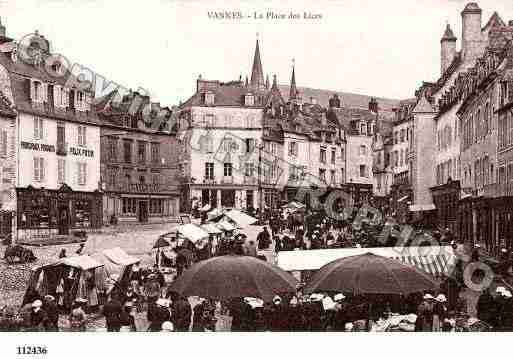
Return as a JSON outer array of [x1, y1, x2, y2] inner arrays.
[[368, 98, 378, 113], [461, 2, 483, 65], [0, 17, 6, 37], [440, 23, 457, 75]]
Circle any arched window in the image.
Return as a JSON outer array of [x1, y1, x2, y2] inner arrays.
[[485, 103, 490, 135]]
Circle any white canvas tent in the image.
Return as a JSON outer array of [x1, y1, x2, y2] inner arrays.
[[277, 246, 456, 278], [91, 247, 140, 284], [176, 223, 209, 244], [201, 223, 223, 234], [216, 221, 237, 232], [223, 209, 257, 229]]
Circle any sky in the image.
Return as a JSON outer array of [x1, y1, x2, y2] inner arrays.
[[0, 0, 511, 105]]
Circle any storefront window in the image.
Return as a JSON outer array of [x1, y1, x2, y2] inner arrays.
[[74, 200, 91, 227], [122, 198, 137, 215], [150, 199, 163, 215]]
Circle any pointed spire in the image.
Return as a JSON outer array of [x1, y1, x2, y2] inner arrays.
[[250, 34, 265, 90], [441, 23, 456, 42], [272, 74, 278, 90], [265, 74, 270, 89], [289, 58, 298, 100], [245, 76, 248, 87]]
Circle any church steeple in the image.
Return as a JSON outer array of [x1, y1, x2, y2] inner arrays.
[[272, 74, 278, 90], [250, 34, 265, 90], [289, 59, 298, 100]]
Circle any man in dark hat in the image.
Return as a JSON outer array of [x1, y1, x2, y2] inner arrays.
[[171, 295, 192, 332], [148, 298, 171, 332], [103, 295, 122, 332], [257, 227, 271, 250], [43, 295, 59, 331], [29, 300, 49, 331]]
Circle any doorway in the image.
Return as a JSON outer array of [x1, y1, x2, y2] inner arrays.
[[138, 200, 149, 223], [58, 206, 69, 235]]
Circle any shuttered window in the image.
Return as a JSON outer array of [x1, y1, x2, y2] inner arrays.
[[33, 157, 45, 182], [58, 159, 66, 184], [77, 162, 87, 185]]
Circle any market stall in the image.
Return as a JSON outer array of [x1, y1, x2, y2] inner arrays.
[[90, 247, 140, 288], [277, 246, 455, 283], [22, 255, 106, 310], [222, 209, 257, 229]]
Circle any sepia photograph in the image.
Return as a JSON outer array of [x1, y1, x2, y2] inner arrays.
[[1, 0, 513, 353]]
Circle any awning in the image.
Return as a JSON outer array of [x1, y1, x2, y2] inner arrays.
[[102, 247, 139, 266], [282, 201, 306, 210], [398, 195, 409, 203], [208, 208, 224, 220], [200, 204, 211, 212], [391, 253, 451, 277], [409, 204, 436, 212], [177, 223, 209, 244], [223, 209, 257, 228], [61, 255, 103, 270], [216, 221, 237, 232], [276, 246, 455, 277], [201, 223, 223, 234]]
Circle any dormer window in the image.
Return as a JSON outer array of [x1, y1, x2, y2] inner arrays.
[[245, 94, 255, 106], [204, 92, 215, 105], [32, 81, 43, 102]]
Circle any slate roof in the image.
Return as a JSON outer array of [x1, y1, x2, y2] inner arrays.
[[0, 91, 15, 117], [0, 50, 100, 126], [180, 81, 268, 108]]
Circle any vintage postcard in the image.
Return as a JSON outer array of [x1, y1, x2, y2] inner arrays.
[[1, 0, 513, 356]]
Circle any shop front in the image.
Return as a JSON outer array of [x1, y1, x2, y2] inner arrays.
[[16, 184, 102, 241], [430, 179, 460, 234]]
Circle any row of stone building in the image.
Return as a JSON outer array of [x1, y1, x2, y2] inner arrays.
[[0, 21, 181, 242], [175, 38, 383, 214], [382, 2, 513, 255]]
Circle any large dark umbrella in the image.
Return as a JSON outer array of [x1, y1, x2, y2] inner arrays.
[[304, 253, 439, 296], [168, 254, 298, 301]]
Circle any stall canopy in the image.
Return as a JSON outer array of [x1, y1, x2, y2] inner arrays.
[[61, 255, 103, 270], [216, 221, 237, 232], [101, 247, 139, 266], [223, 209, 257, 229], [277, 246, 455, 278], [200, 204, 211, 212], [282, 201, 306, 210], [208, 208, 225, 220], [177, 223, 209, 244], [201, 223, 223, 234], [91, 247, 140, 284]]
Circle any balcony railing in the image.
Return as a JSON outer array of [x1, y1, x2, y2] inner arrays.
[[203, 177, 216, 185], [221, 176, 234, 184], [243, 176, 257, 185], [483, 183, 513, 198]]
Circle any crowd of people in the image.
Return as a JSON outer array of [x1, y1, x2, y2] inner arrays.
[[3, 202, 513, 332]]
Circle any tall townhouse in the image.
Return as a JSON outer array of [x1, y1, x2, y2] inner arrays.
[[0, 29, 102, 242], [97, 92, 181, 224], [0, 91, 16, 238], [411, 2, 512, 232]]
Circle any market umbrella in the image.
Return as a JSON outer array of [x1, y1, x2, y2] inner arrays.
[[304, 253, 439, 296], [153, 236, 171, 249], [168, 254, 298, 301]]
